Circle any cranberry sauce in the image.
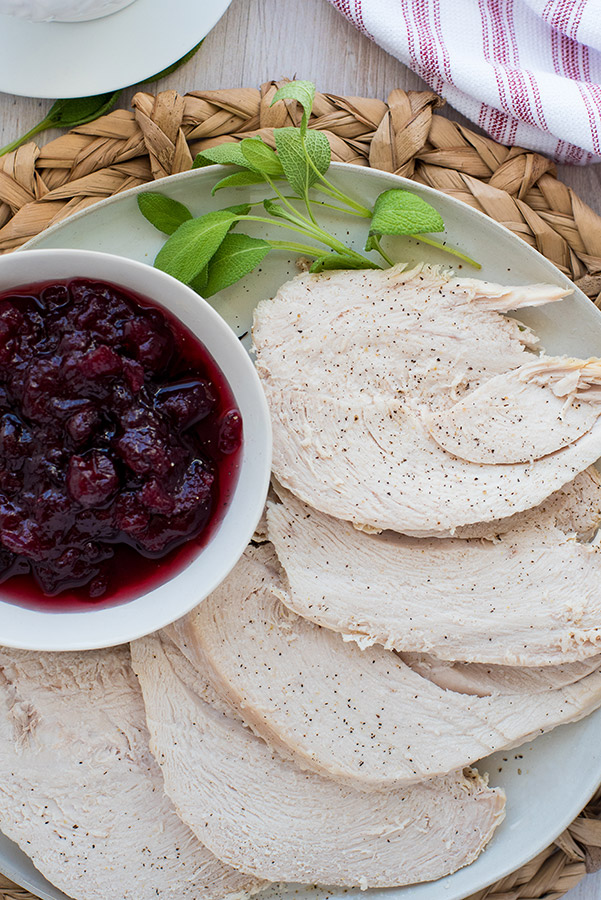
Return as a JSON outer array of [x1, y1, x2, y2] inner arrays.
[[0, 278, 242, 608]]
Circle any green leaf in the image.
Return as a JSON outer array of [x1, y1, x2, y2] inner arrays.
[[47, 92, 122, 129], [196, 143, 250, 168], [203, 233, 271, 297], [370, 189, 445, 236], [240, 138, 284, 177], [225, 203, 252, 217], [263, 198, 301, 224], [212, 171, 267, 193], [0, 91, 122, 157], [192, 154, 213, 169], [137, 193, 192, 235], [310, 254, 381, 273], [271, 81, 316, 132], [273, 127, 330, 198], [189, 266, 208, 294], [154, 210, 236, 283], [143, 40, 203, 83], [364, 234, 378, 252]]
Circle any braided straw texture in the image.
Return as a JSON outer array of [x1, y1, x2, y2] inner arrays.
[[0, 81, 600, 900]]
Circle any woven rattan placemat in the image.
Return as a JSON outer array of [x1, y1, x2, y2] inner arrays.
[[0, 80, 601, 900]]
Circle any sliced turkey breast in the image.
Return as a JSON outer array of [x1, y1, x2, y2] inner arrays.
[[131, 632, 505, 888], [253, 264, 564, 409], [0, 646, 258, 900], [454, 465, 601, 539], [401, 653, 601, 697], [253, 265, 601, 535], [169, 545, 601, 788], [424, 358, 601, 464], [267, 481, 601, 665], [265, 391, 601, 536]]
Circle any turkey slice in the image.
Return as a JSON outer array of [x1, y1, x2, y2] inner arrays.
[[168, 545, 601, 788], [267, 476, 601, 665], [131, 631, 505, 888], [401, 653, 601, 697], [253, 264, 601, 535], [265, 389, 601, 536], [424, 358, 601, 464], [454, 465, 601, 538], [0, 645, 258, 900], [253, 264, 566, 408]]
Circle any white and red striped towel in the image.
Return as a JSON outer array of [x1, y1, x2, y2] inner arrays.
[[328, 0, 601, 164]]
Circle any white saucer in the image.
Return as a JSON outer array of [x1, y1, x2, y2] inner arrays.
[[0, 0, 233, 98]]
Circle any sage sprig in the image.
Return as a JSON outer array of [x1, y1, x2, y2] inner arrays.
[[0, 92, 122, 157], [138, 80, 480, 298]]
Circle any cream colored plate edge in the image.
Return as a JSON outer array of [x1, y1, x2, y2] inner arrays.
[[3, 163, 600, 900]]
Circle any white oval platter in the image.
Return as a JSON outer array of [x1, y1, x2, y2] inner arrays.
[[2, 162, 600, 900]]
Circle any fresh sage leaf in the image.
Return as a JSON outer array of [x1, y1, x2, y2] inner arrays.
[[225, 203, 252, 217], [196, 143, 250, 168], [137, 193, 192, 235], [189, 266, 208, 293], [45, 93, 122, 129], [271, 81, 316, 134], [192, 154, 213, 169], [0, 90, 122, 157], [154, 210, 236, 283], [310, 254, 381, 273], [273, 127, 330, 198], [212, 171, 267, 193], [137, 80, 478, 298], [263, 198, 302, 224], [240, 138, 284, 178], [203, 233, 271, 297], [370, 189, 445, 236]]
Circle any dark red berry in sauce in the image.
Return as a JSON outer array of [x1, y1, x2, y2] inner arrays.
[[218, 410, 243, 455], [0, 278, 243, 606], [155, 380, 216, 429], [66, 452, 119, 507]]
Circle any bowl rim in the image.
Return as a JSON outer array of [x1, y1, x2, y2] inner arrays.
[[0, 248, 272, 651]]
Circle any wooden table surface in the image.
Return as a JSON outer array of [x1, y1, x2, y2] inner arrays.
[[0, 0, 601, 898]]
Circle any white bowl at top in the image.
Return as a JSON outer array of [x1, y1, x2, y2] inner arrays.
[[0, 0, 137, 22], [0, 248, 271, 651]]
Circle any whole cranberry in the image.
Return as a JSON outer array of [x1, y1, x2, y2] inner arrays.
[[116, 427, 172, 476], [88, 576, 108, 599], [139, 478, 175, 515], [66, 406, 101, 446], [122, 358, 145, 393], [124, 318, 174, 370], [155, 380, 216, 430], [218, 409, 243, 455], [1, 519, 46, 560], [174, 459, 214, 514], [66, 452, 119, 508], [77, 345, 122, 379], [113, 493, 150, 537], [40, 284, 70, 310]]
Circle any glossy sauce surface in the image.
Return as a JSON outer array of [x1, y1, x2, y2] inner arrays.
[[0, 278, 242, 608]]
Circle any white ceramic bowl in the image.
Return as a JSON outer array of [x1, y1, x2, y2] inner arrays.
[[0, 248, 271, 651], [0, 0, 137, 22]]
